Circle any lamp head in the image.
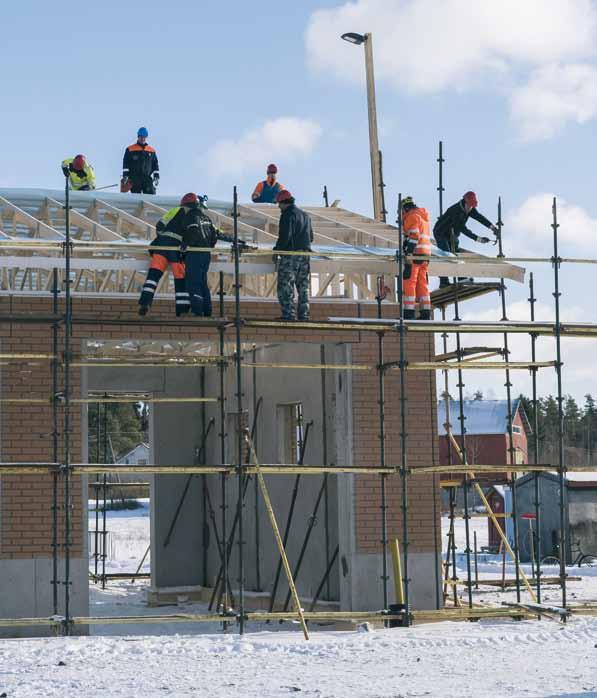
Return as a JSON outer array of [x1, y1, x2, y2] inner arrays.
[[341, 32, 366, 45]]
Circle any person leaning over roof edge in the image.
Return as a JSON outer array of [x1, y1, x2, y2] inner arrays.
[[433, 191, 498, 288], [273, 189, 313, 321], [61, 154, 96, 191], [252, 163, 286, 203]]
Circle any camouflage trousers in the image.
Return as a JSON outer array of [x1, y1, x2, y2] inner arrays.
[[276, 255, 310, 320]]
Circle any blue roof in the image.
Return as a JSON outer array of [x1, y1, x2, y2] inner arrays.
[[437, 399, 522, 436]]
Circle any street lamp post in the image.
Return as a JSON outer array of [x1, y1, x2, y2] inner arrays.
[[341, 31, 383, 222]]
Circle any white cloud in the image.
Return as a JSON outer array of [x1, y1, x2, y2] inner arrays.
[[506, 193, 597, 256], [305, 0, 597, 138], [206, 117, 322, 178], [510, 63, 597, 141]]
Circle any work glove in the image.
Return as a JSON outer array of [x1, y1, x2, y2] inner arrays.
[[122, 175, 129, 184], [62, 166, 70, 177], [490, 224, 499, 233], [272, 253, 280, 266], [153, 173, 159, 188], [477, 236, 491, 244]]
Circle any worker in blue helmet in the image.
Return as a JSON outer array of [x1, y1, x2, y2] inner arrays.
[[121, 127, 159, 194]]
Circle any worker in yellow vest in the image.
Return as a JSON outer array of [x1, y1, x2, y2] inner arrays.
[[61, 155, 96, 191]]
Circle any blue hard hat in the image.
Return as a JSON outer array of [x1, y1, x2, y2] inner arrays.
[[137, 127, 149, 138]]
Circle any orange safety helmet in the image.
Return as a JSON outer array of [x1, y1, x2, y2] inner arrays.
[[275, 190, 293, 204], [463, 191, 478, 208], [72, 154, 86, 171], [180, 192, 199, 206]]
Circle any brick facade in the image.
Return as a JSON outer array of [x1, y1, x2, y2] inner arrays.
[[0, 294, 439, 563]]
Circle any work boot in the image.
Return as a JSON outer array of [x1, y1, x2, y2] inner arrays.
[[457, 277, 474, 284], [439, 277, 450, 289], [403, 309, 415, 320], [138, 304, 149, 317], [419, 309, 431, 321]]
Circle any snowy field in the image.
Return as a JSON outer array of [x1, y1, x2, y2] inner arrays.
[[2, 503, 594, 696], [2, 617, 597, 697]]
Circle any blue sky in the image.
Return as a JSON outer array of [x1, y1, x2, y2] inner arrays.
[[2, 0, 597, 400]]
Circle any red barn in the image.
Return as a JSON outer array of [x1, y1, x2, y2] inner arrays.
[[437, 398, 531, 478]]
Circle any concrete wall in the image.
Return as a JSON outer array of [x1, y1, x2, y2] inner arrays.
[[202, 342, 340, 606]]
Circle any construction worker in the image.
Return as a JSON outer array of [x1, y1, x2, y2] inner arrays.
[[401, 196, 432, 320], [138, 195, 191, 317], [122, 127, 159, 194], [251, 164, 285, 203], [180, 194, 240, 317], [433, 191, 498, 288], [273, 190, 313, 321], [61, 155, 96, 191]]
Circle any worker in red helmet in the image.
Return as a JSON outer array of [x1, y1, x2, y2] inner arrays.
[[273, 189, 313, 321], [433, 191, 498, 288], [138, 194, 194, 317], [251, 163, 286, 203], [178, 194, 238, 317], [401, 196, 432, 320], [61, 154, 96, 190]]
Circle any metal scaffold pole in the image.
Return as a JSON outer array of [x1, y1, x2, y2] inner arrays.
[[51, 268, 59, 615], [528, 272, 542, 602], [396, 194, 410, 624], [320, 344, 331, 601], [437, 141, 445, 216], [376, 283, 389, 611], [218, 271, 229, 620], [62, 174, 73, 634], [452, 297, 474, 608], [232, 186, 246, 633], [551, 197, 568, 609], [496, 197, 522, 602]]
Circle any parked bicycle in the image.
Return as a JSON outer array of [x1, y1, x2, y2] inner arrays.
[[541, 540, 597, 567]]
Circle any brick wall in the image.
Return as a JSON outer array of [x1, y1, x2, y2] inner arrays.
[[0, 294, 439, 560]]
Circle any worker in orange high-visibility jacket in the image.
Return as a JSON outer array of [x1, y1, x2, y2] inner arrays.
[[401, 196, 432, 320]]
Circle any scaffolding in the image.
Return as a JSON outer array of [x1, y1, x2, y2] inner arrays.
[[0, 166, 596, 638]]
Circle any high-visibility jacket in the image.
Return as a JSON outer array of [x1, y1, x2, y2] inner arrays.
[[62, 158, 96, 190], [252, 179, 285, 203], [156, 204, 233, 248], [403, 207, 432, 256], [122, 142, 159, 180]]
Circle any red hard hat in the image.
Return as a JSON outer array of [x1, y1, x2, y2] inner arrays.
[[463, 191, 478, 208], [267, 163, 278, 174], [72, 154, 86, 170], [180, 192, 199, 206], [275, 190, 293, 204]]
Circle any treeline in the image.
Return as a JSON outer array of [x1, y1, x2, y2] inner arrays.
[[88, 402, 148, 463], [518, 394, 596, 465]]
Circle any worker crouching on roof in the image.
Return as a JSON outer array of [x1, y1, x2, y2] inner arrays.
[[181, 194, 240, 317], [138, 194, 192, 317], [61, 154, 96, 191], [252, 163, 285, 203], [273, 190, 313, 321], [122, 127, 159, 194], [401, 196, 431, 321], [433, 191, 498, 288]]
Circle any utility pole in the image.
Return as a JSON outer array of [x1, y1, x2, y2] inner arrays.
[[341, 31, 384, 221], [363, 33, 383, 222]]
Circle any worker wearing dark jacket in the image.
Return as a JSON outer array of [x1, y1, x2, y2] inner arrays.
[[122, 127, 159, 194], [433, 191, 498, 287], [138, 197, 192, 317], [180, 194, 237, 317], [273, 190, 313, 321]]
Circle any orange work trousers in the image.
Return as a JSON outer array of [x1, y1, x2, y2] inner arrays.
[[403, 261, 430, 313]]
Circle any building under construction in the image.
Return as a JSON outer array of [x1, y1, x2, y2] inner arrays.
[[0, 179, 593, 638]]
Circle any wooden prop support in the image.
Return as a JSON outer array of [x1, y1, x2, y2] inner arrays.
[[244, 431, 310, 640]]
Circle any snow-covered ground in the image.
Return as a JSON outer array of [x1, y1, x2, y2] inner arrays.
[[2, 503, 597, 696], [2, 617, 597, 697]]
